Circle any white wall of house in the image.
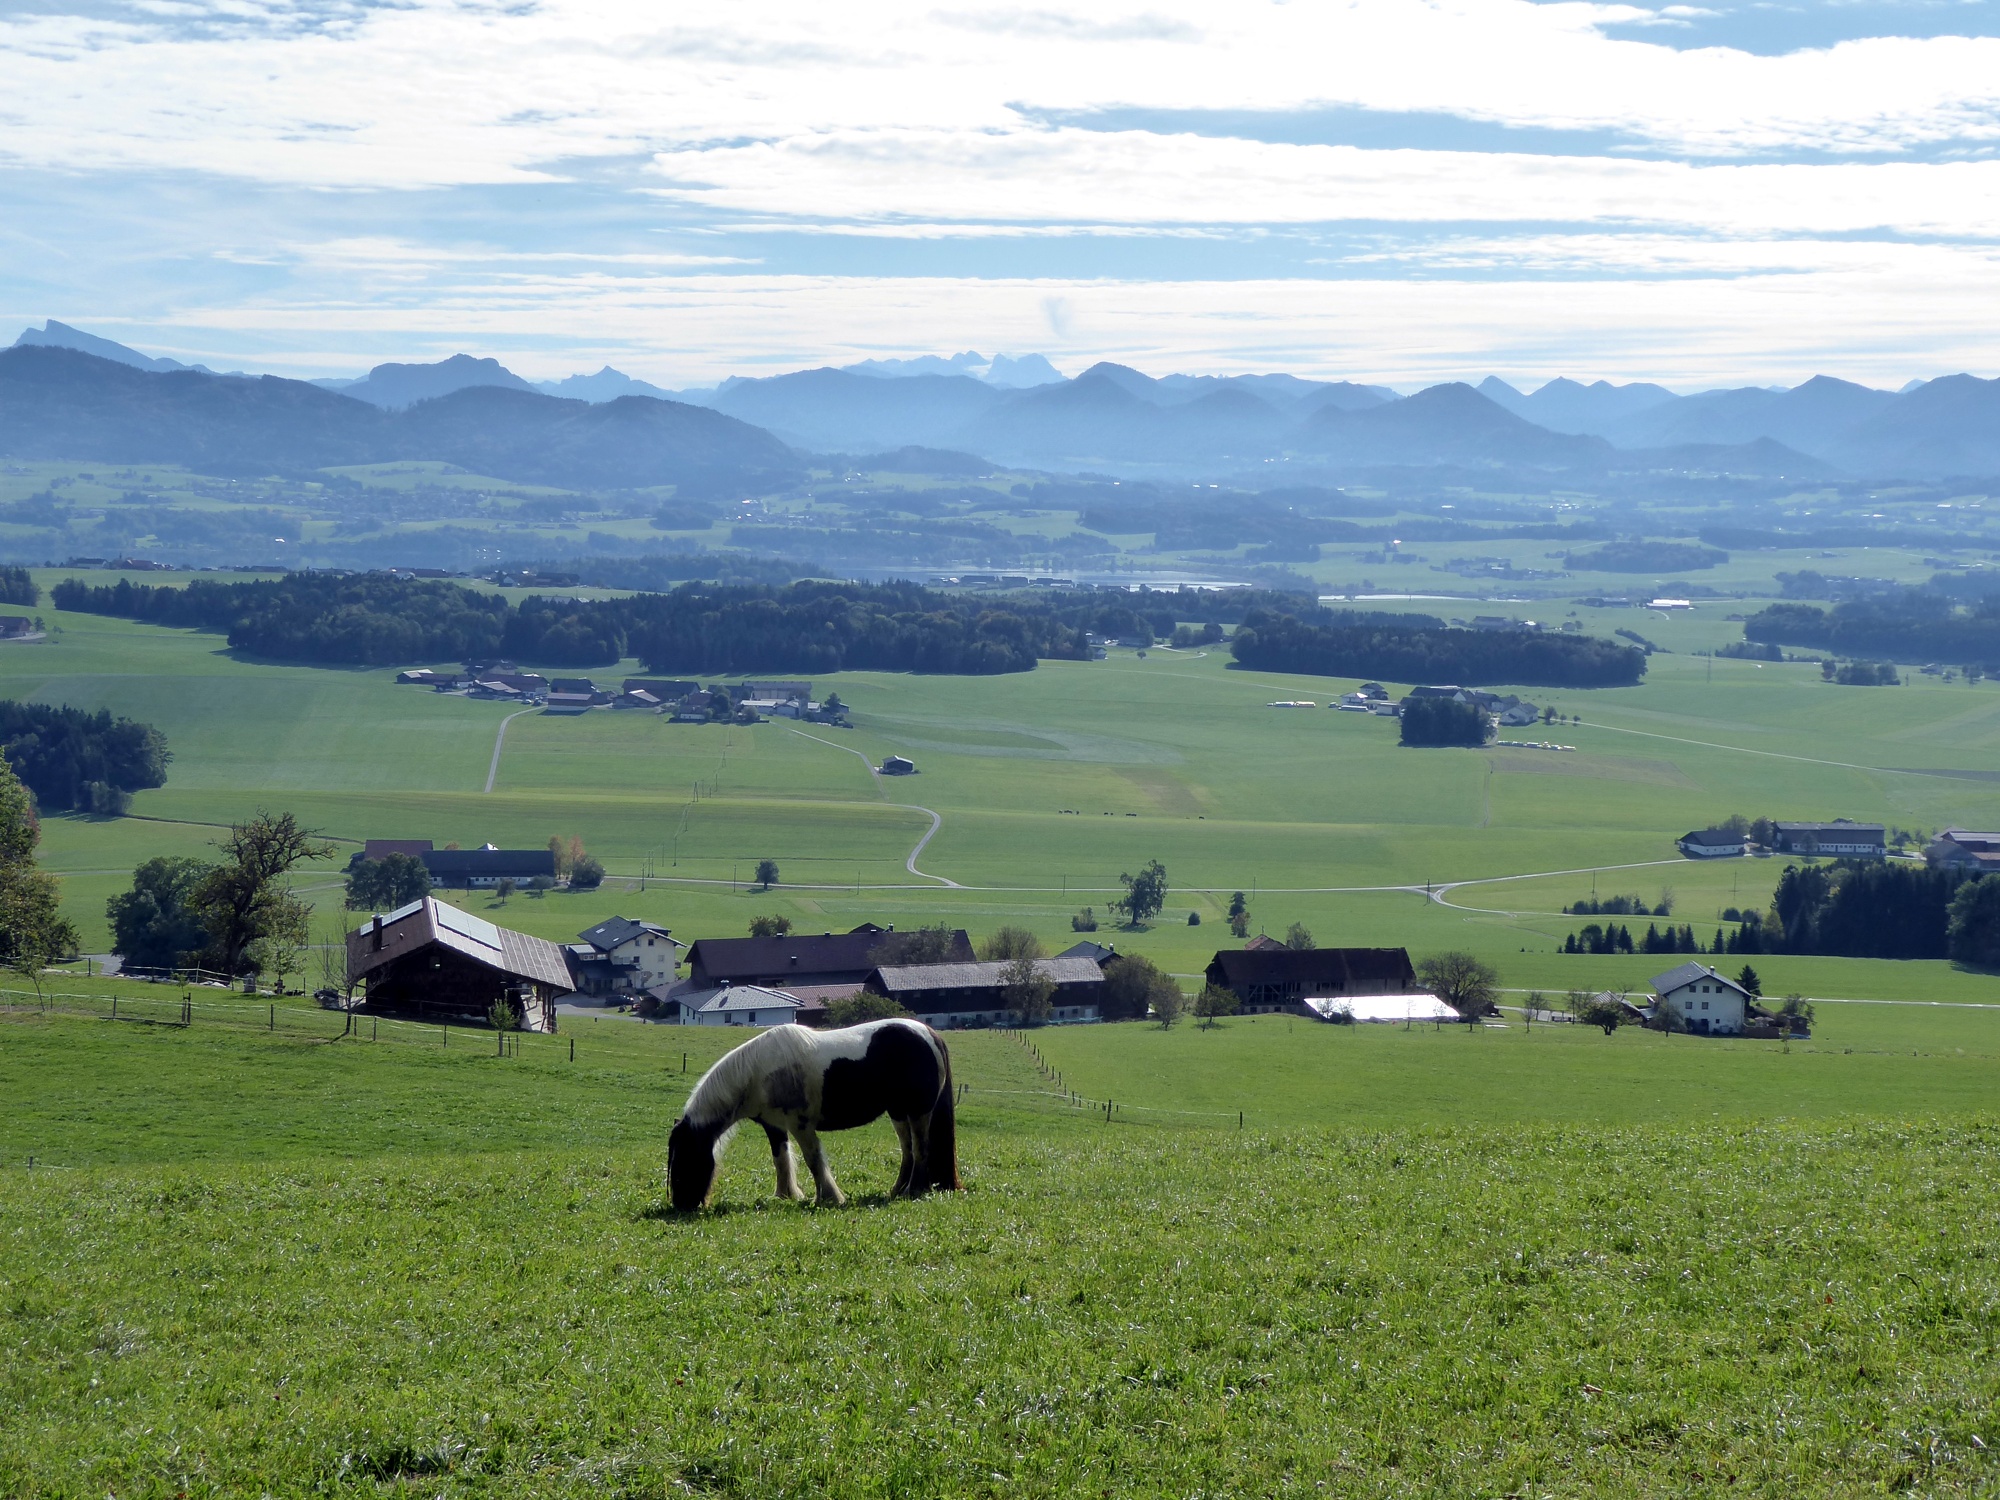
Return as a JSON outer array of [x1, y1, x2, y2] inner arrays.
[[1660, 979, 1747, 1035], [608, 932, 678, 992]]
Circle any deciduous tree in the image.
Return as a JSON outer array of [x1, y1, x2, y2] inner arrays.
[[979, 925, 1046, 962], [1416, 951, 1500, 1024], [187, 811, 335, 976], [1116, 860, 1169, 927]]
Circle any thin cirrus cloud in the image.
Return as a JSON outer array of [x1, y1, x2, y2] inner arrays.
[[0, 0, 1997, 383]]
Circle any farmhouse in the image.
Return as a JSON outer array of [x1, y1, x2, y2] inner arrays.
[[1058, 939, 1116, 964], [881, 755, 916, 775], [1205, 947, 1418, 1014], [1651, 961, 1752, 1036], [743, 680, 811, 703], [659, 984, 822, 1027], [346, 897, 574, 1032], [1773, 820, 1886, 858], [866, 956, 1106, 1028], [683, 925, 974, 990], [422, 845, 558, 889], [1926, 829, 2000, 872], [1678, 828, 1747, 859], [565, 916, 682, 1000]]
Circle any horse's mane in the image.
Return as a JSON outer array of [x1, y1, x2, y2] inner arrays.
[[683, 1024, 820, 1127]]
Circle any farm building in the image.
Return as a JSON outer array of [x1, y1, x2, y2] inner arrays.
[[624, 678, 699, 701], [1205, 947, 1418, 1014], [565, 916, 682, 1000], [422, 846, 558, 889], [1058, 939, 1116, 964], [1926, 829, 2000, 872], [1772, 820, 1885, 858], [657, 984, 823, 1027], [1302, 992, 1455, 1023], [1651, 962, 1752, 1036], [881, 755, 916, 775], [1677, 828, 1747, 859], [543, 692, 595, 715], [683, 925, 973, 990], [346, 897, 574, 1032], [866, 956, 1106, 1028]]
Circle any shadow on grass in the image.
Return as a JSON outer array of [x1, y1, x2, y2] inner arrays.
[[637, 1190, 912, 1223]]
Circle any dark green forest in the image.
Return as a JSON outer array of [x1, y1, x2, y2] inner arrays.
[[50, 571, 1331, 675], [1745, 591, 2000, 669], [0, 700, 169, 812], [1230, 609, 1646, 688]]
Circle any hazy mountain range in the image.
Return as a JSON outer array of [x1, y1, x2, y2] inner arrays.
[[8, 319, 2000, 486]]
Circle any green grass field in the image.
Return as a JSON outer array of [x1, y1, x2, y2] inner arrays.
[[7, 577, 1999, 1010], [2, 1002, 1995, 1497]]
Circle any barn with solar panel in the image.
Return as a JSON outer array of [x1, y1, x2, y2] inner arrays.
[[346, 896, 577, 1032]]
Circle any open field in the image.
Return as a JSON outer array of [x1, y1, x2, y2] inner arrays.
[[2, 1004, 1996, 1497], [3, 577, 1997, 1009]]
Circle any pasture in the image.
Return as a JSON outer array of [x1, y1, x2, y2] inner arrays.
[[2, 1000, 1996, 1497], [6, 580, 1999, 1008]]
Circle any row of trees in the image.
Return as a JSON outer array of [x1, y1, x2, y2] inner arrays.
[[1744, 592, 2000, 670], [1399, 697, 1489, 748], [1559, 861, 2000, 968], [52, 573, 1109, 676], [1232, 609, 1647, 689], [0, 700, 169, 813]]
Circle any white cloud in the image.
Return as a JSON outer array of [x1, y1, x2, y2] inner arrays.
[[3, 0, 2000, 380]]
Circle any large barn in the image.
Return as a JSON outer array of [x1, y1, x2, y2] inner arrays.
[[347, 897, 575, 1032], [1204, 947, 1418, 1015]]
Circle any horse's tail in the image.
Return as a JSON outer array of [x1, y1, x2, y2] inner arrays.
[[929, 1033, 963, 1191]]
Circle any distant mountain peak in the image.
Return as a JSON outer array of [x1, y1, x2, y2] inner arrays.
[[338, 353, 535, 410], [13, 319, 199, 374]]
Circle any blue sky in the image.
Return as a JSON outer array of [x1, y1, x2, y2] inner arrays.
[[2, 0, 1998, 388]]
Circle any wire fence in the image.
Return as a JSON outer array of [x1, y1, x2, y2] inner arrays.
[[2, 991, 1258, 1133], [999, 1027, 1248, 1129]]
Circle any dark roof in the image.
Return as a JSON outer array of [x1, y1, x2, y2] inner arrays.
[[687, 926, 972, 983], [1775, 820, 1885, 836], [872, 957, 1104, 995], [422, 848, 557, 877], [347, 897, 574, 991], [576, 915, 676, 953], [363, 838, 433, 860], [550, 678, 597, 693], [1059, 939, 1116, 963], [1206, 947, 1416, 992], [1679, 829, 1745, 847]]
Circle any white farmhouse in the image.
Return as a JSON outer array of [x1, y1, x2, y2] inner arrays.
[[1651, 961, 1753, 1036], [568, 916, 683, 1000]]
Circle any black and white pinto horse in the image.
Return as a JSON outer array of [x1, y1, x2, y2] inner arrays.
[[668, 1018, 960, 1211]]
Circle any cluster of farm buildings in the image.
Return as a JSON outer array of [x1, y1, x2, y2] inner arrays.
[[398, 664, 848, 725], [1270, 681, 1550, 728], [340, 866, 1789, 1041], [1676, 819, 2000, 869]]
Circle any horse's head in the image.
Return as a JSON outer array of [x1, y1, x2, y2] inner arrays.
[[667, 1117, 719, 1212]]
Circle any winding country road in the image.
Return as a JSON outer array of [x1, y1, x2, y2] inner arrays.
[[787, 727, 958, 886]]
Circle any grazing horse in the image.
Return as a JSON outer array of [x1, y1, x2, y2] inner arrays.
[[667, 1018, 961, 1211]]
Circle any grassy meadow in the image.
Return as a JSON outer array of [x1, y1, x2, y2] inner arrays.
[[4, 575, 2000, 1495], [5, 577, 1999, 1006], [3, 1002, 1997, 1497]]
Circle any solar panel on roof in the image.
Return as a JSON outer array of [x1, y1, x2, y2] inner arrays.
[[381, 898, 426, 925], [434, 903, 503, 951]]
